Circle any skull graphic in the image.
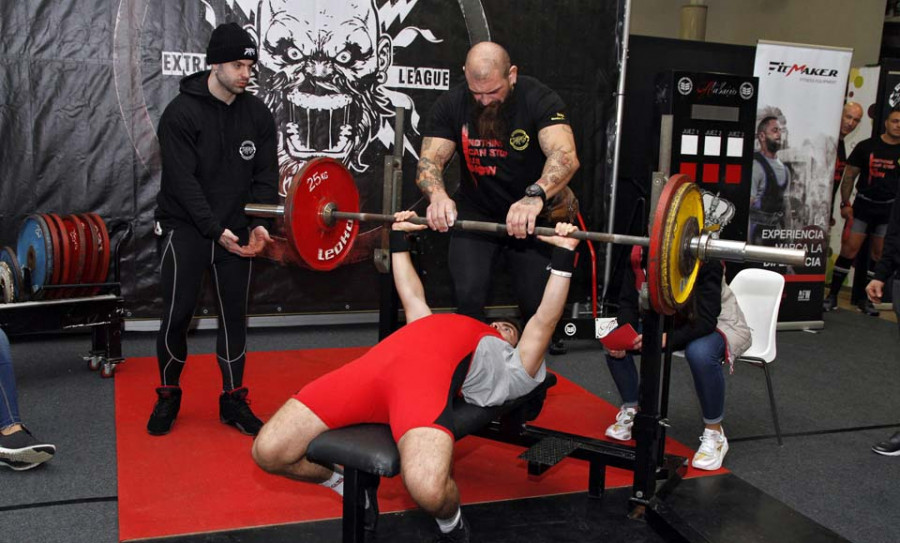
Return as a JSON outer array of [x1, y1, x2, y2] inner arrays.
[[255, 0, 394, 196]]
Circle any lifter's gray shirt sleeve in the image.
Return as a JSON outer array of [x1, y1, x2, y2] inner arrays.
[[461, 336, 547, 407]]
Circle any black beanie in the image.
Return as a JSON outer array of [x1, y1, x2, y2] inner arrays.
[[206, 23, 258, 64]]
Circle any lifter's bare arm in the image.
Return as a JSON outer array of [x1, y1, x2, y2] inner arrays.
[[391, 211, 431, 323], [416, 137, 458, 232], [516, 223, 580, 375]]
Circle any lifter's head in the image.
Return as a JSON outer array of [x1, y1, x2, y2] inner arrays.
[[490, 318, 522, 347]]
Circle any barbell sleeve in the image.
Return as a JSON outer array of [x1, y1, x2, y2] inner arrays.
[[245, 203, 284, 217], [694, 237, 805, 267]]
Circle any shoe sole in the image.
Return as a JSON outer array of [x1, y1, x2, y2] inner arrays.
[[147, 421, 175, 436], [0, 459, 44, 471], [604, 429, 632, 441], [220, 418, 258, 436], [692, 441, 729, 471], [872, 447, 900, 456], [0, 444, 56, 465]]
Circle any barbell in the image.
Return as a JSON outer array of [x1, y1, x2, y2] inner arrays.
[[245, 158, 804, 315]]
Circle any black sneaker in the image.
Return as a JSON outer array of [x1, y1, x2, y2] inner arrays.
[[0, 427, 56, 469], [822, 293, 838, 312], [147, 386, 182, 436], [872, 431, 900, 456], [433, 513, 470, 543], [364, 479, 380, 532], [858, 299, 880, 317], [219, 387, 263, 436]]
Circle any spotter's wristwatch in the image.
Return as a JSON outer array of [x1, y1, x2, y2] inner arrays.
[[524, 183, 547, 204]]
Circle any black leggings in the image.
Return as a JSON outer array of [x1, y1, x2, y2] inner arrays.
[[156, 227, 251, 391], [448, 230, 551, 323]]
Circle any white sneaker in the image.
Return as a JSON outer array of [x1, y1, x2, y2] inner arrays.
[[605, 406, 637, 441], [691, 428, 728, 471]]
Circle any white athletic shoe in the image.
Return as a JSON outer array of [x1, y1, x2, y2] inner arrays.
[[692, 428, 728, 471], [605, 406, 637, 441]]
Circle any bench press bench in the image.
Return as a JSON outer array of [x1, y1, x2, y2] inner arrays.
[[306, 373, 559, 543]]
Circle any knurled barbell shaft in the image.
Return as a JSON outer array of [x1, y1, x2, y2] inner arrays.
[[331, 211, 652, 247], [243, 203, 806, 267]]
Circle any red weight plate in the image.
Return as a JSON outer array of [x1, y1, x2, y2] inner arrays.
[[284, 158, 360, 271], [46, 213, 71, 298], [61, 215, 86, 298], [86, 213, 110, 293], [73, 214, 97, 297], [78, 213, 102, 295], [647, 173, 693, 316]]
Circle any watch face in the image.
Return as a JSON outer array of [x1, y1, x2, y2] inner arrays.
[[526, 184, 543, 198]]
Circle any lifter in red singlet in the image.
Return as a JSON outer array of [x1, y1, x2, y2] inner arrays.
[[252, 212, 579, 542]]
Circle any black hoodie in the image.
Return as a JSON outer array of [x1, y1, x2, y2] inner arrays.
[[155, 70, 277, 240]]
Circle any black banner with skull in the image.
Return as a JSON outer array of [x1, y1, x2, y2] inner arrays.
[[0, 0, 620, 319]]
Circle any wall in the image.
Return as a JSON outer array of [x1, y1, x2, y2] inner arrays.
[[631, 0, 886, 66]]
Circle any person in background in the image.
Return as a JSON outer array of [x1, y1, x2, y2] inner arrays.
[[0, 328, 56, 470]]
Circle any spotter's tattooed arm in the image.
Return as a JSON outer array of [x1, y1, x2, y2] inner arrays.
[[416, 136, 458, 232], [506, 124, 580, 238]]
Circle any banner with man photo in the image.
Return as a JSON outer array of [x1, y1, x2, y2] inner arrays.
[[751, 41, 852, 325]]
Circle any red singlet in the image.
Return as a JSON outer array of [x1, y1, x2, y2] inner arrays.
[[294, 314, 501, 441]]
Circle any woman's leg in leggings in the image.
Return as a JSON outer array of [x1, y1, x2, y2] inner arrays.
[[0, 329, 21, 431], [449, 231, 501, 322], [156, 228, 209, 387], [683, 331, 727, 425], [605, 353, 640, 407], [210, 241, 252, 392]]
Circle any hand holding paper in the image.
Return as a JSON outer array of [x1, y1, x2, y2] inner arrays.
[[599, 324, 640, 352]]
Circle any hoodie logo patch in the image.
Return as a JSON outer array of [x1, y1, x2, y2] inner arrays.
[[239, 140, 256, 160]]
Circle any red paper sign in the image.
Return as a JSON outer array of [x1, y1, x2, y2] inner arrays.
[[599, 324, 639, 351]]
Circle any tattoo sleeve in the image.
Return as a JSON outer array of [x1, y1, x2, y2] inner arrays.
[[416, 137, 456, 198], [537, 125, 578, 194]]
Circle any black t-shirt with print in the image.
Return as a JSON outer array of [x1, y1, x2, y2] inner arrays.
[[847, 136, 900, 202], [423, 75, 569, 221]]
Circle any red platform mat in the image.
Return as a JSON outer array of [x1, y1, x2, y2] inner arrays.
[[116, 347, 719, 541]]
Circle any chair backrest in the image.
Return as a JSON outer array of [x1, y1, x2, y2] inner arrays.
[[728, 268, 785, 363]]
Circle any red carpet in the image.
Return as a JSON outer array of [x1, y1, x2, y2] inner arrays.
[[116, 347, 719, 541]]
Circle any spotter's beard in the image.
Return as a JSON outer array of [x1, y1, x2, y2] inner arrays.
[[473, 100, 509, 142]]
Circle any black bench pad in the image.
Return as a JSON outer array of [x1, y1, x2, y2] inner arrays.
[[306, 373, 558, 477]]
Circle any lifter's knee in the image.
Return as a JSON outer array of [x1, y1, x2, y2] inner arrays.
[[398, 428, 457, 515], [251, 399, 326, 475]]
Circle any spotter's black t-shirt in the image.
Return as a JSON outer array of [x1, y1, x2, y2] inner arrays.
[[846, 136, 900, 202], [423, 76, 569, 221]]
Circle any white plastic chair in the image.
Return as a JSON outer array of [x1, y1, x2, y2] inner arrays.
[[729, 268, 786, 445]]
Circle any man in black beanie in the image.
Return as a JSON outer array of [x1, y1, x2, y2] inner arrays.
[[148, 22, 278, 437]]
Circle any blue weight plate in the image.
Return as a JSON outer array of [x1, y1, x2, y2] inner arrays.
[[0, 246, 23, 301], [16, 215, 53, 294]]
